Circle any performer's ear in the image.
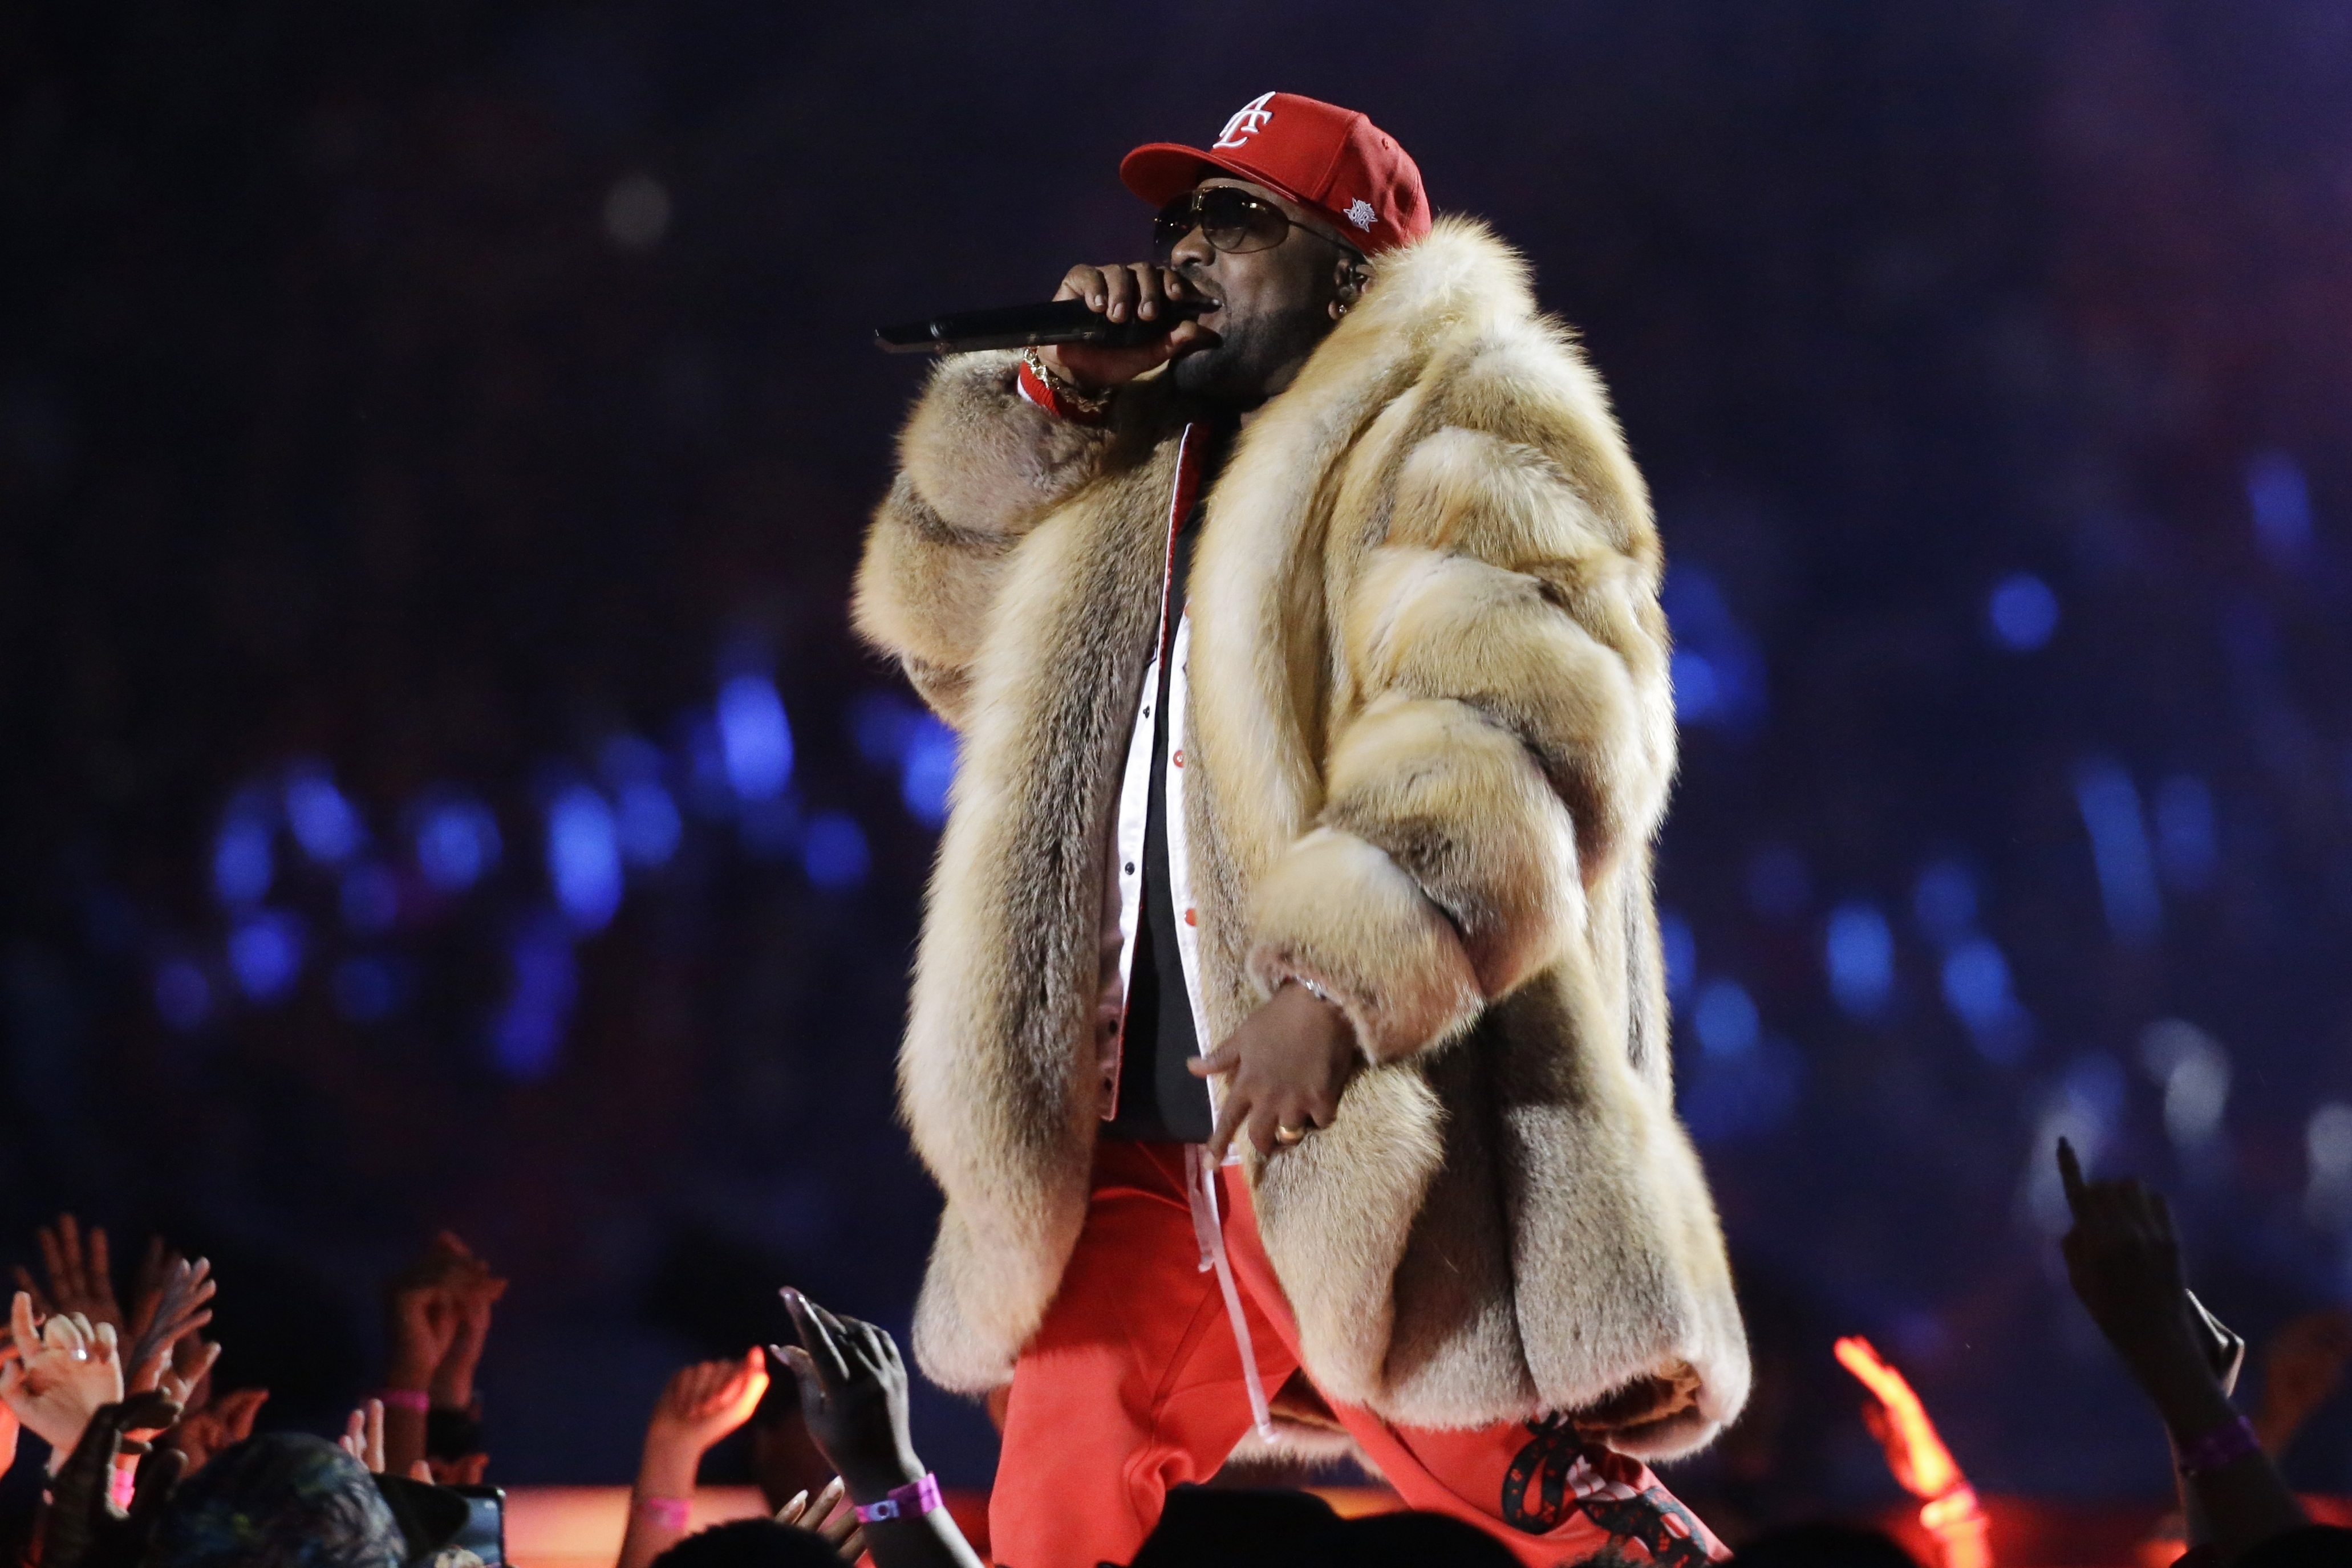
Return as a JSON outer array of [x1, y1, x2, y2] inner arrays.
[[1328, 260, 1372, 320]]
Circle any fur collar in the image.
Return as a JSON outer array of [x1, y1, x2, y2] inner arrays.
[[1188, 217, 1547, 885]]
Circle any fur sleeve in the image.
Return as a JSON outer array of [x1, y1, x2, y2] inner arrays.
[[853, 351, 1117, 726], [1249, 400, 1676, 1062]]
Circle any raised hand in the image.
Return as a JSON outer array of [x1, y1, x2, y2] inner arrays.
[[645, 1349, 769, 1460], [384, 1254, 464, 1392], [124, 1256, 214, 1398], [340, 1398, 388, 1473], [1, 1291, 127, 1460], [16, 1215, 124, 1331], [2055, 1138, 2200, 1379], [39, 1390, 183, 1568], [619, 1348, 774, 1568], [168, 1385, 268, 1474], [776, 1476, 866, 1563], [773, 1290, 922, 1498], [773, 1290, 984, 1568], [424, 1232, 506, 1413]]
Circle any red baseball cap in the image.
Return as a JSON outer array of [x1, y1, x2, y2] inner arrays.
[[1121, 91, 1430, 257]]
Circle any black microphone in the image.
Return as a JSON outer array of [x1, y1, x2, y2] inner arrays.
[[874, 296, 1215, 355]]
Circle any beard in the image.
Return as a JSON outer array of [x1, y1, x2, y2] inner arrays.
[[1169, 298, 1332, 408]]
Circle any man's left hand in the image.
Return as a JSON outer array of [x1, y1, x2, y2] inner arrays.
[[1191, 983, 1360, 1161]]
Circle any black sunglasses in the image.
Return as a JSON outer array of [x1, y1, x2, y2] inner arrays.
[[1152, 186, 1366, 267]]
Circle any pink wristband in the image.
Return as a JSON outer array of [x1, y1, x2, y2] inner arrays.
[[638, 1495, 692, 1531], [853, 1473, 941, 1524], [2177, 1413, 2261, 1475], [379, 1389, 430, 1414]]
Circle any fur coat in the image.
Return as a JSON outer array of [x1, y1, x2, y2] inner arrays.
[[854, 217, 1749, 1457]]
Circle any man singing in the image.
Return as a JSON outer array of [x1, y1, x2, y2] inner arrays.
[[856, 92, 1749, 1566]]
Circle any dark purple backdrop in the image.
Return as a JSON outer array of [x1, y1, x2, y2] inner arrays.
[[6, 0, 2352, 1515]]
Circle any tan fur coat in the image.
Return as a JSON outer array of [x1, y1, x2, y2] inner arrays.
[[854, 218, 1748, 1457]]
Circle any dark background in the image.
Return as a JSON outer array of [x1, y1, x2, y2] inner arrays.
[[7, 0, 2352, 1518]]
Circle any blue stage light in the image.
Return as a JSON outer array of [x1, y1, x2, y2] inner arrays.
[[802, 811, 870, 890], [212, 801, 274, 909], [900, 717, 956, 828], [2073, 757, 2160, 944], [1986, 572, 2058, 651], [1658, 909, 1696, 1004], [228, 911, 306, 1003], [1940, 936, 2011, 1031], [414, 795, 502, 892], [546, 784, 622, 932], [615, 779, 682, 867], [2248, 450, 2312, 563], [1824, 901, 1894, 1017], [1693, 978, 1759, 1059], [284, 763, 365, 864], [2152, 774, 2217, 891], [1911, 858, 1978, 948], [491, 916, 577, 1080], [717, 673, 793, 801]]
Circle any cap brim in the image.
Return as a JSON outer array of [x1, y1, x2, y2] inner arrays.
[[1118, 143, 1312, 211]]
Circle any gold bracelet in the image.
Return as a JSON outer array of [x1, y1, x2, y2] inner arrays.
[[1020, 346, 1115, 419]]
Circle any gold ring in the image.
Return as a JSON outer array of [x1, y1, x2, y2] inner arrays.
[[1275, 1123, 1307, 1144]]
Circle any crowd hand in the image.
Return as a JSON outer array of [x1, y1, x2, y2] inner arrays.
[[423, 1232, 506, 1412], [167, 1386, 267, 1473], [776, 1477, 866, 1563], [774, 1290, 922, 1498], [2, 1291, 127, 1461], [619, 1351, 771, 1568], [1190, 981, 1360, 1163], [2057, 1139, 2308, 1562], [2055, 1139, 2213, 1392], [774, 1293, 984, 1568], [124, 1257, 216, 1398], [340, 1398, 388, 1473], [15, 1214, 125, 1331], [1037, 262, 1219, 391], [2252, 1307, 2352, 1456], [646, 1348, 769, 1464], [39, 1391, 183, 1568], [384, 1242, 469, 1390]]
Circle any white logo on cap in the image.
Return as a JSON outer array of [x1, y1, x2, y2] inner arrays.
[[1213, 92, 1277, 149], [1345, 198, 1377, 231]]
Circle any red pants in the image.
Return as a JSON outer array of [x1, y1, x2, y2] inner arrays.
[[988, 1142, 1724, 1568]]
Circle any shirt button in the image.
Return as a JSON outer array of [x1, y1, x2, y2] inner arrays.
[[1143, 707, 1151, 717], [1184, 908, 1198, 927], [1124, 863, 1135, 875], [1172, 749, 1184, 767]]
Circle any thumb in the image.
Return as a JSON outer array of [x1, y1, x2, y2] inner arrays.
[[1189, 1042, 1241, 1078]]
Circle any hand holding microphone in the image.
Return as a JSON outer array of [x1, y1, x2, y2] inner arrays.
[[874, 261, 1221, 395], [1037, 262, 1220, 393]]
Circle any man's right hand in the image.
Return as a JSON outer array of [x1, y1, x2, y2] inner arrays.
[[1039, 263, 1219, 392]]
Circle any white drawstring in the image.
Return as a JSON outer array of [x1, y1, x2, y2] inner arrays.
[[1186, 1144, 1277, 1443]]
